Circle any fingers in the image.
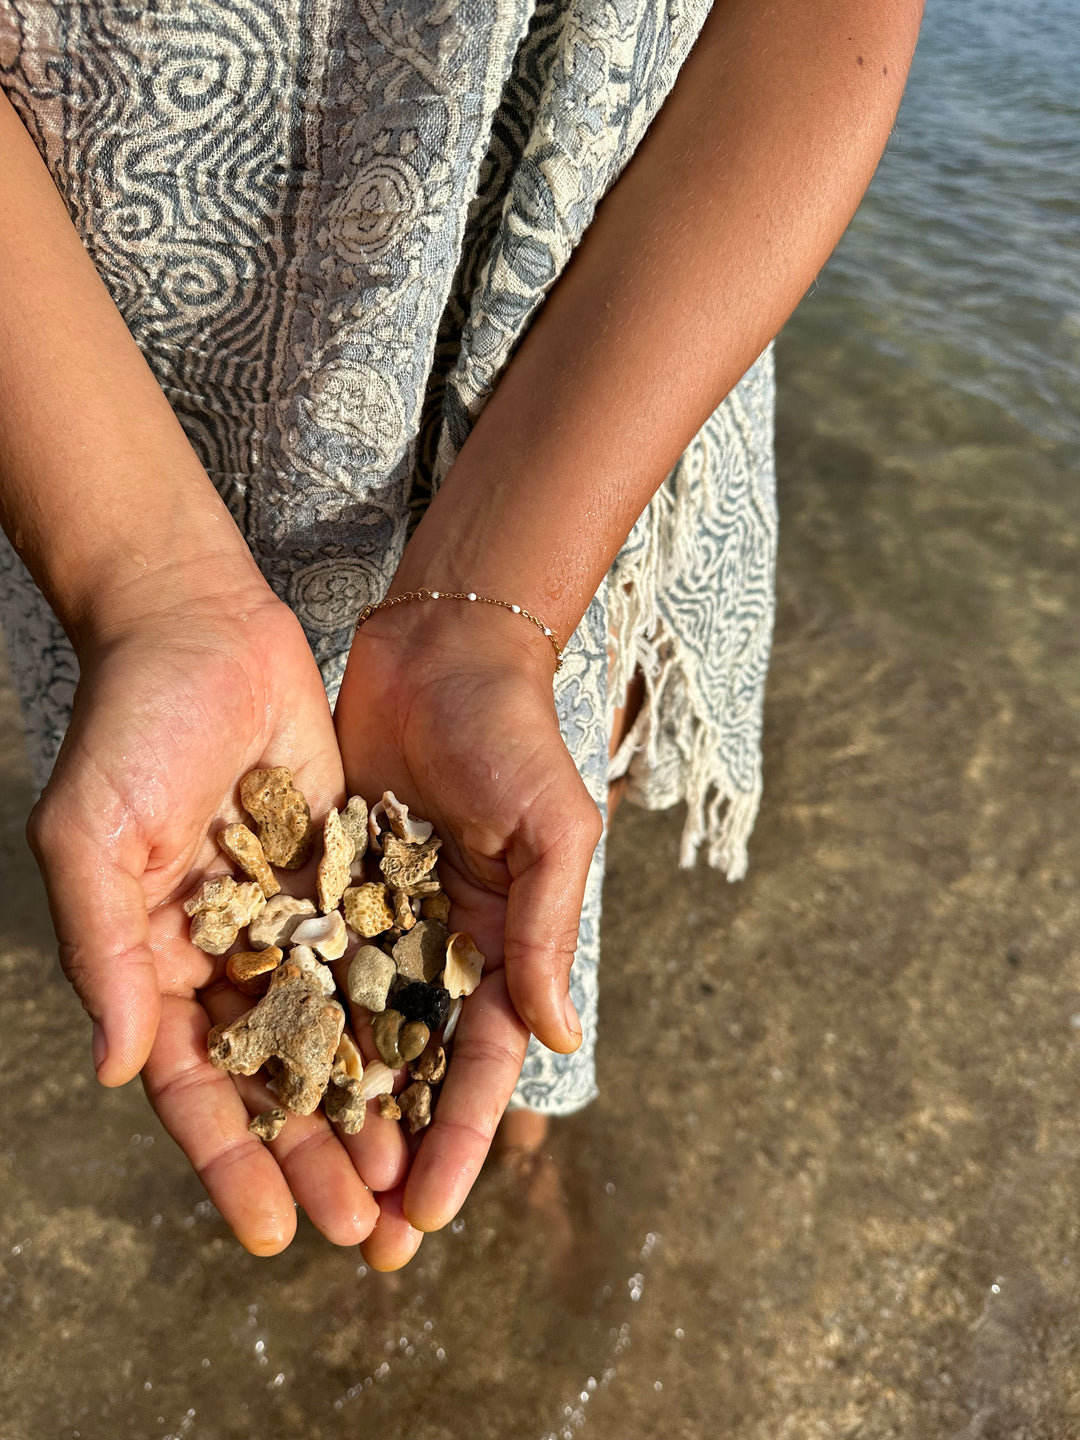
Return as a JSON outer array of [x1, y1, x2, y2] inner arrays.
[[27, 794, 161, 1086], [503, 774, 603, 1054], [403, 968, 530, 1232], [359, 1183, 425, 1272], [142, 985, 379, 1253]]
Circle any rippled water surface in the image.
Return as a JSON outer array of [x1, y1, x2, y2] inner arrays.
[[4, 3, 1080, 1436]]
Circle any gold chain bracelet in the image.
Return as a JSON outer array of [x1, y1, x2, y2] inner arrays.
[[354, 588, 563, 672]]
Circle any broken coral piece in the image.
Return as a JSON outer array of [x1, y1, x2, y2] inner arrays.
[[287, 943, 336, 996], [378, 1094, 401, 1122], [207, 962, 344, 1115], [323, 1056, 366, 1134], [343, 882, 395, 938], [397, 1080, 433, 1134], [410, 1041, 447, 1085], [316, 806, 354, 915], [379, 833, 441, 895], [249, 1107, 287, 1142], [184, 875, 267, 956], [239, 766, 314, 869], [392, 887, 417, 932], [217, 822, 280, 898]]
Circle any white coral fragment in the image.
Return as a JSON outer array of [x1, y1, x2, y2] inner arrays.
[[248, 894, 317, 951], [444, 932, 485, 999], [183, 875, 267, 956], [290, 909, 347, 960]]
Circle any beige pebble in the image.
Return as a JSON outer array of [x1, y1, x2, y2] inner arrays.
[[393, 918, 448, 984], [421, 892, 452, 925], [371, 1008, 405, 1067], [347, 945, 397, 1012], [226, 945, 283, 997]]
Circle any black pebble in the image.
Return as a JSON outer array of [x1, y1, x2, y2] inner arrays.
[[393, 981, 451, 1030]]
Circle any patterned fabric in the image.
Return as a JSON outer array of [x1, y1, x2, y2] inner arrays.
[[0, 0, 777, 1115]]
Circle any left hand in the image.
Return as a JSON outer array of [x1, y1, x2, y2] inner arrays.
[[334, 597, 603, 1270]]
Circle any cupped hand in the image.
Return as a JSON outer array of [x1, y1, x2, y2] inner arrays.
[[27, 586, 407, 1254], [334, 599, 604, 1270]]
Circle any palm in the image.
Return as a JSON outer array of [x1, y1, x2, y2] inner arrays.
[[335, 621, 602, 1268], [30, 596, 404, 1252]]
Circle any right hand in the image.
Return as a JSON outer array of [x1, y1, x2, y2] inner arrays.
[[26, 582, 407, 1254]]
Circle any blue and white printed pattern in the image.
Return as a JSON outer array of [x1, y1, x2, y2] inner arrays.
[[0, 0, 776, 1114]]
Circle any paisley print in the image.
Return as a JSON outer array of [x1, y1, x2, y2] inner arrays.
[[0, 0, 777, 1114]]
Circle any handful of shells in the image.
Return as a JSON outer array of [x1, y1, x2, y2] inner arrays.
[[182, 769, 484, 1142]]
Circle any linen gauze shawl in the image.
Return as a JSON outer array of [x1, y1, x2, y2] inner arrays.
[[0, 0, 777, 1112]]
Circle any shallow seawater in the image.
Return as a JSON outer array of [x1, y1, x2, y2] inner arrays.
[[4, 1, 1080, 1435]]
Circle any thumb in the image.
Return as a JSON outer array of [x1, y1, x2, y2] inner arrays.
[[503, 771, 603, 1054], [27, 789, 162, 1086]]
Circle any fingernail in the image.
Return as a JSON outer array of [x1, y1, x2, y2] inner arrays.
[[562, 992, 582, 1043], [92, 1022, 107, 1075]]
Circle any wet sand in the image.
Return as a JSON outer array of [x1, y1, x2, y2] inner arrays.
[[3, 348, 1080, 1437]]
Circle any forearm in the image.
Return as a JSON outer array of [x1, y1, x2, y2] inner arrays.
[[0, 91, 265, 652], [394, 0, 923, 644]]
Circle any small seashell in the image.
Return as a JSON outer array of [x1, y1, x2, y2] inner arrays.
[[381, 790, 435, 845], [442, 996, 464, 1043], [226, 945, 283, 997], [399, 1020, 430, 1063], [397, 1080, 433, 1134], [239, 766, 314, 869], [217, 823, 280, 899], [444, 932, 485, 999], [342, 882, 395, 938], [358, 1060, 396, 1101], [249, 1108, 287, 1142], [421, 892, 452, 925], [184, 876, 267, 956], [371, 1008, 405, 1067], [290, 909, 347, 960], [346, 945, 397, 1012], [247, 894, 317, 951], [288, 944, 336, 996], [334, 1028, 365, 1082]]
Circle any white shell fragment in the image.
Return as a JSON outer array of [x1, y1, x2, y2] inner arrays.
[[444, 932, 485, 999], [288, 944, 337, 996], [382, 790, 434, 845], [334, 1029, 365, 1082], [358, 1060, 396, 1101], [248, 894, 317, 951], [367, 800, 387, 856], [442, 996, 464, 1043], [290, 909, 348, 960]]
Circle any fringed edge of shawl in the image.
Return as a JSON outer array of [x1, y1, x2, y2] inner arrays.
[[605, 456, 763, 883]]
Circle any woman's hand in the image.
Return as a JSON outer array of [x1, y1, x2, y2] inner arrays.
[[26, 580, 407, 1254], [334, 599, 604, 1270]]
